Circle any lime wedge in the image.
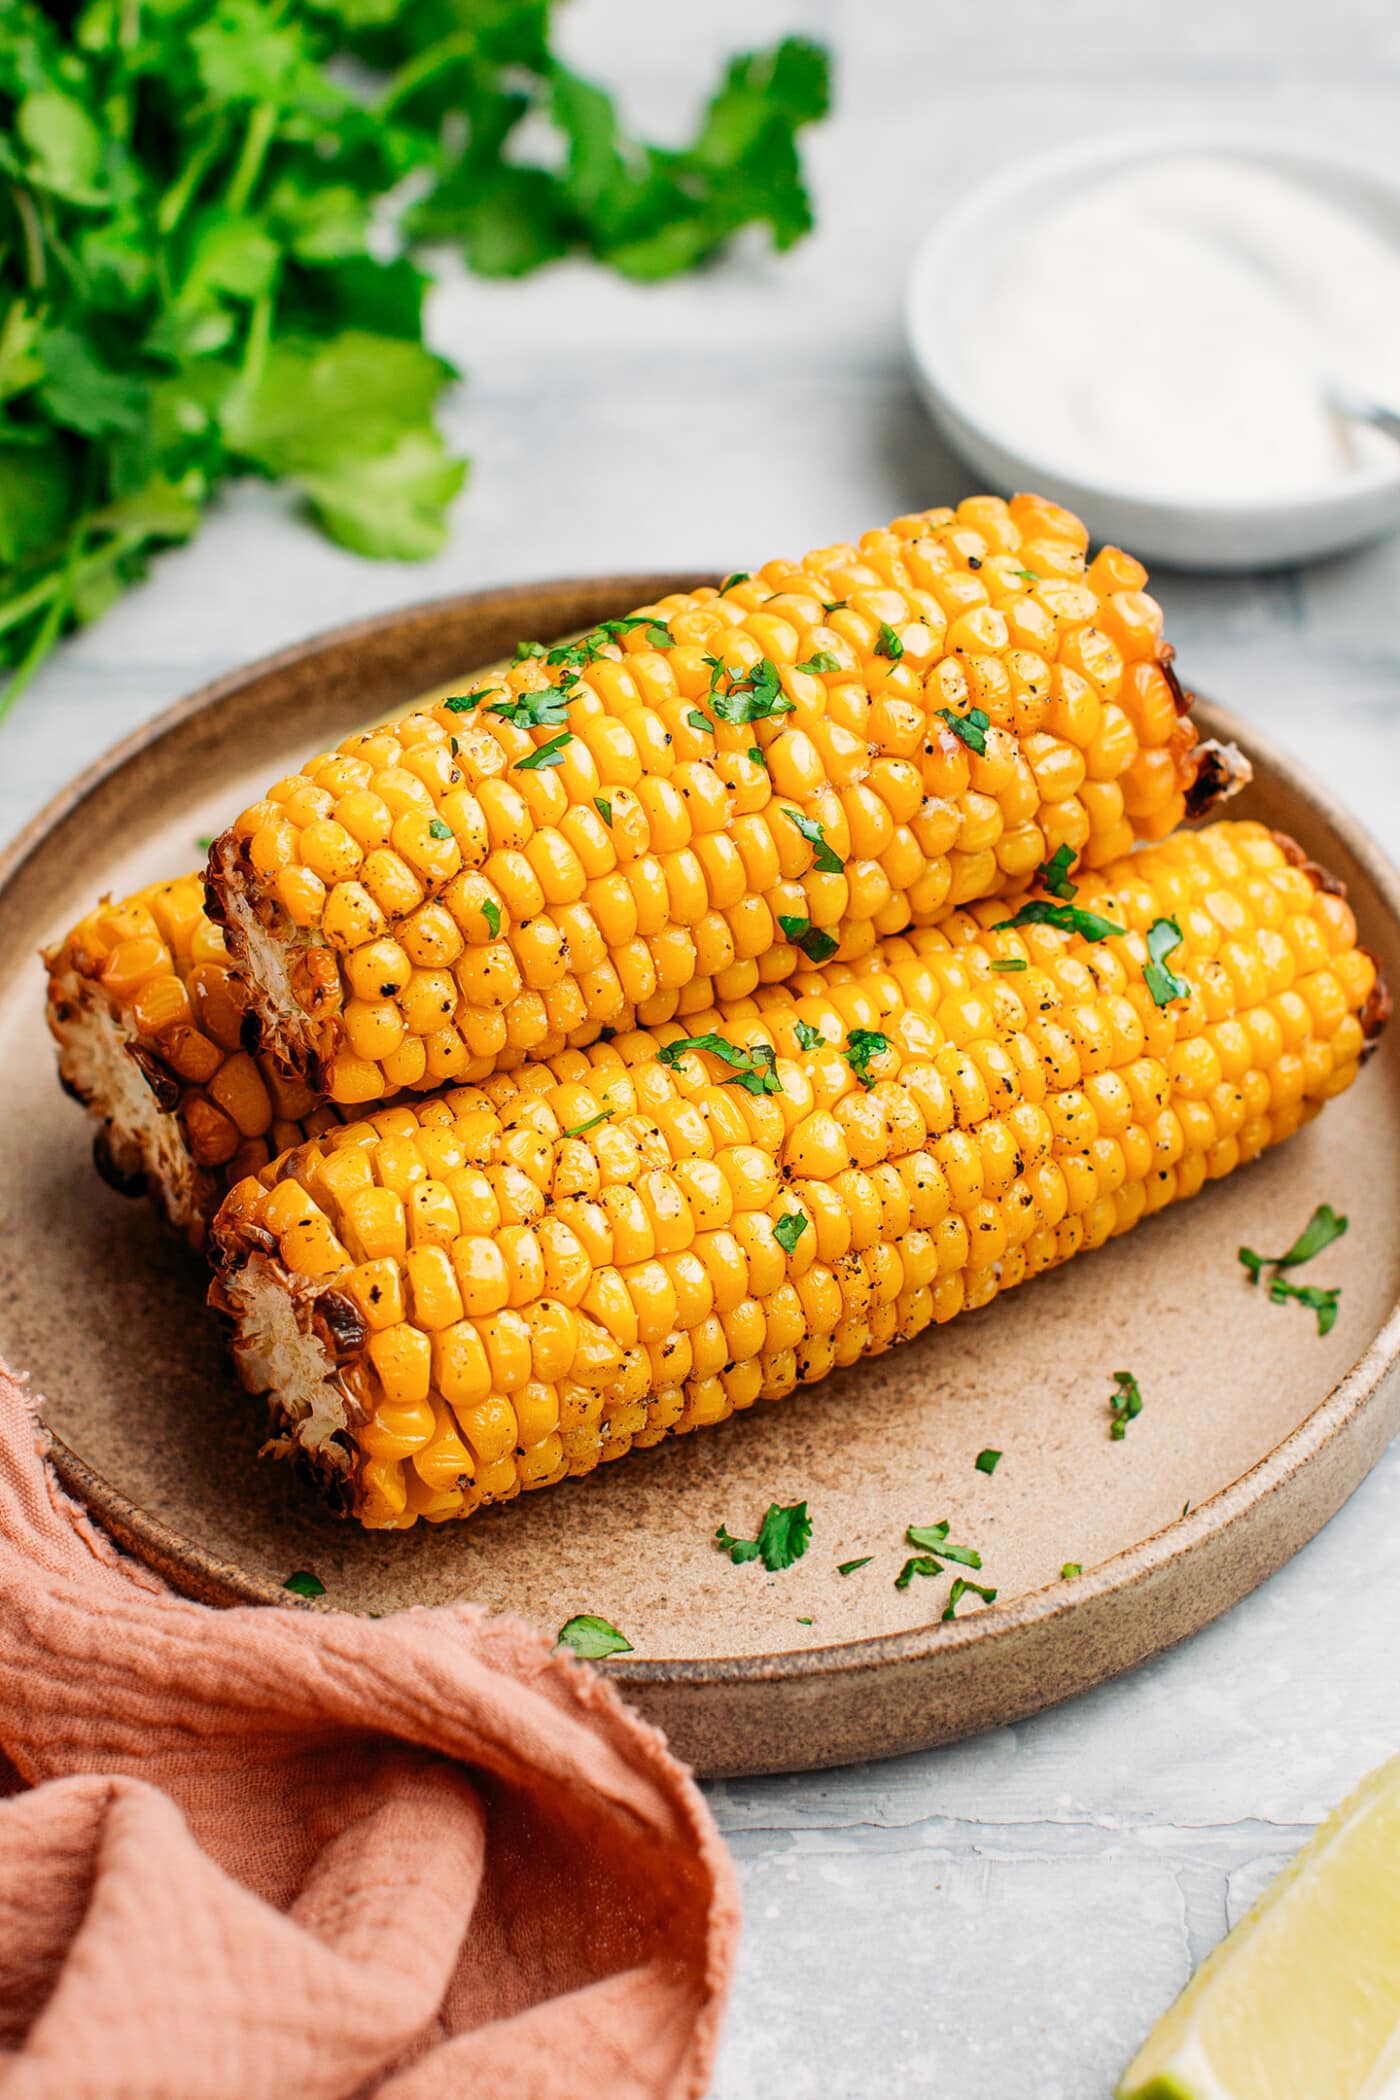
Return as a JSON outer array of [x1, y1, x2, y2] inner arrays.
[[1118, 1753, 1400, 2100]]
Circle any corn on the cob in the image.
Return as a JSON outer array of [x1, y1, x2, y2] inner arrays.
[[207, 495, 1245, 1109], [44, 874, 343, 1247], [207, 821, 1384, 1530]]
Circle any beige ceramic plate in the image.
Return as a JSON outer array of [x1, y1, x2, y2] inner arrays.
[[3, 577, 1399, 1779]]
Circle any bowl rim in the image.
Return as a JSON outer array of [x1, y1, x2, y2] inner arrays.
[[903, 124, 1400, 522], [11, 577, 1400, 1719]]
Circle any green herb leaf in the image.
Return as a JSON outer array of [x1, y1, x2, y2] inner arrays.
[[514, 730, 573, 772], [196, 834, 214, 855], [1240, 1203, 1348, 1282], [708, 654, 793, 725], [875, 621, 904, 660], [941, 1576, 997, 1620], [895, 1554, 943, 1589], [1035, 844, 1078, 899], [557, 1613, 633, 1659], [489, 686, 571, 730], [481, 899, 501, 939], [1060, 1562, 1081, 1580], [1108, 1369, 1143, 1440], [975, 1449, 1001, 1475], [428, 817, 453, 841], [989, 958, 1027, 973], [594, 797, 613, 826], [794, 651, 840, 674], [1144, 917, 1190, 1008], [686, 709, 714, 735], [1268, 1278, 1342, 1335], [657, 1032, 783, 1096], [284, 1570, 325, 1599], [793, 1018, 825, 1052], [721, 572, 751, 593], [777, 914, 839, 965], [783, 807, 843, 873], [774, 1211, 809, 1254], [843, 1028, 889, 1088], [716, 1500, 812, 1571], [936, 706, 990, 756], [837, 1557, 872, 1575], [747, 746, 767, 768], [994, 899, 1126, 942], [444, 690, 491, 714], [907, 1521, 982, 1570], [514, 641, 546, 662]]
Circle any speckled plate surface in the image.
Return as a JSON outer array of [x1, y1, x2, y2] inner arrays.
[[3, 576, 1399, 1778]]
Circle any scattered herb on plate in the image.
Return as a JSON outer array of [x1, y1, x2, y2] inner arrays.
[[557, 1614, 633, 1659], [975, 1449, 1001, 1475], [942, 1576, 997, 1621], [284, 1570, 325, 1599], [837, 1556, 872, 1575], [1239, 1204, 1347, 1334], [1108, 1369, 1144, 1440], [716, 1500, 812, 1571]]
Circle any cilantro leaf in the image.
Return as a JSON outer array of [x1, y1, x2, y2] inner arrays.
[[1240, 1204, 1348, 1283], [716, 1500, 812, 1571], [783, 807, 844, 873], [444, 690, 492, 714], [989, 958, 1027, 973], [942, 1577, 997, 1621], [1108, 1369, 1143, 1440], [937, 706, 990, 756], [490, 687, 571, 730], [994, 899, 1126, 942], [1144, 917, 1190, 1008], [594, 796, 613, 825], [793, 1018, 825, 1052], [514, 731, 573, 772], [895, 1554, 943, 1589], [843, 1028, 889, 1088], [794, 651, 840, 674], [778, 914, 839, 965], [657, 1032, 784, 1096], [428, 817, 453, 841], [1061, 1563, 1082, 1580], [481, 899, 501, 938], [557, 1613, 633, 1659], [837, 1557, 872, 1575], [687, 709, 714, 735], [907, 1521, 981, 1569], [284, 1570, 326, 1599], [774, 1211, 808, 1254], [1036, 844, 1078, 899], [1268, 1279, 1341, 1334], [975, 1449, 1001, 1475], [708, 654, 793, 725], [875, 621, 904, 660]]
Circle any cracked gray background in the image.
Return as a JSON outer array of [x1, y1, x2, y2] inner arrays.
[[4, 3, 1399, 2093]]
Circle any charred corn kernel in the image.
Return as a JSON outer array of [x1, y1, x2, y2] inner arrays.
[[209, 506, 1229, 1104], [210, 820, 1384, 1527], [45, 870, 376, 1251]]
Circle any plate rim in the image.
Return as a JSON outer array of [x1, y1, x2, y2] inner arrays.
[[9, 576, 1400, 1714]]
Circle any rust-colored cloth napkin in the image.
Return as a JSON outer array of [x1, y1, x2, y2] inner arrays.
[[0, 1368, 739, 2099]]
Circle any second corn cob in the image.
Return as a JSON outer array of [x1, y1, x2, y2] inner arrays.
[[207, 495, 1245, 1108], [207, 821, 1384, 1530]]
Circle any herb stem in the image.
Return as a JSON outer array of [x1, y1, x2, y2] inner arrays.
[[0, 507, 94, 726], [225, 101, 277, 216], [0, 527, 147, 707], [157, 119, 229, 235], [376, 30, 478, 119], [13, 186, 46, 291]]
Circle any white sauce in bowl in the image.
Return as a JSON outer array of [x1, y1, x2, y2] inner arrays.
[[956, 156, 1400, 502]]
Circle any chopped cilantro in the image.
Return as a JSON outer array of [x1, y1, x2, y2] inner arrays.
[[657, 1032, 784, 1096], [428, 817, 453, 841], [783, 807, 844, 873], [562, 1108, 613, 1138], [449, 738, 460, 758], [994, 899, 1125, 941], [793, 1018, 826, 1052], [989, 958, 1027, 973], [489, 686, 571, 730], [444, 690, 491, 714], [284, 1571, 325, 1599], [1014, 567, 1041, 582], [796, 1616, 813, 1625], [1108, 1369, 1143, 1440], [774, 1211, 809, 1255], [1060, 1562, 1081, 1580], [875, 621, 904, 660], [557, 1614, 633, 1659], [907, 1520, 981, 1569], [1036, 844, 1077, 899], [716, 1500, 811, 1571], [594, 796, 613, 825], [837, 1557, 872, 1575], [687, 709, 714, 735], [843, 1028, 889, 1088], [937, 706, 990, 756], [1268, 1278, 1342, 1335], [895, 1554, 943, 1589], [595, 615, 672, 651], [823, 598, 848, 614], [196, 834, 214, 855], [1240, 1204, 1348, 1283], [942, 1576, 997, 1621], [481, 898, 501, 938], [975, 1449, 1001, 1475], [708, 655, 793, 725], [514, 641, 546, 663], [1144, 917, 1190, 1007], [514, 730, 573, 772], [794, 651, 841, 674], [721, 572, 751, 593], [747, 746, 767, 768], [778, 914, 839, 965]]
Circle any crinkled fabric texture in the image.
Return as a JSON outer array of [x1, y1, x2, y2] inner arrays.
[[0, 1367, 738, 2099]]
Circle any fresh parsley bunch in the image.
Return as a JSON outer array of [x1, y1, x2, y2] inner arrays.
[[0, 0, 830, 721]]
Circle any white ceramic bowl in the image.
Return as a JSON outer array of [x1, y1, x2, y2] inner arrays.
[[904, 131, 1400, 571]]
